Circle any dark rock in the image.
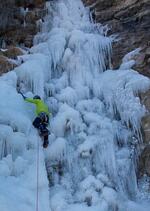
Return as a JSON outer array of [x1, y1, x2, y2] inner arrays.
[[82, 0, 150, 76], [0, 0, 46, 48], [3, 47, 24, 59], [139, 145, 150, 177], [0, 55, 17, 75], [141, 115, 150, 144], [15, 0, 45, 9]]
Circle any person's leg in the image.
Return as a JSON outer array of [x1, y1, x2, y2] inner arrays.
[[43, 134, 49, 148], [38, 124, 49, 148], [42, 127, 49, 148], [33, 114, 49, 148], [46, 115, 49, 124], [43, 115, 50, 148]]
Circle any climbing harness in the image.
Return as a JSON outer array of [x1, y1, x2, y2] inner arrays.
[[39, 112, 49, 125]]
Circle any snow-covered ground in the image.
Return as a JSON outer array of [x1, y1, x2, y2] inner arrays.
[[0, 0, 150, 211]]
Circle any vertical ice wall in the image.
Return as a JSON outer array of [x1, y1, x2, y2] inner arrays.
[[27, 0, 150, 210], [0, 72, 50, 211], [0, 0, 150, 211]]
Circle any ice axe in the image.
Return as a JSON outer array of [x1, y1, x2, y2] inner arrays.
[[18, 91, 26, 100]]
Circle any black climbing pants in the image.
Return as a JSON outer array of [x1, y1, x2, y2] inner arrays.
[[32, 114, 49, 142], [33, 114, 49, 129], [33, 117, 42, 129]]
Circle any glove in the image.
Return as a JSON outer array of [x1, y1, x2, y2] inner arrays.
[[19, 92, 26, 100]]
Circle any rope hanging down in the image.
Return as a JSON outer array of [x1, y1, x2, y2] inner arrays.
[[36, 137, 40, 211]]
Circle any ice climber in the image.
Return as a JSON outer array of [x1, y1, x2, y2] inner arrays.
[[20, 93, 50, 148]]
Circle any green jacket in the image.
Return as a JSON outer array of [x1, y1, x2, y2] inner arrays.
[[25, 98, 50, 116]]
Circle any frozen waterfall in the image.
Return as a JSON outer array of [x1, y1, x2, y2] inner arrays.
[[0, 0, 150, 211]]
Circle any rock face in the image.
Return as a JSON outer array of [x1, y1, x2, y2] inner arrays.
[[139, 144, 150, 177], [82, 0, 150, 77], [139, 91, 150, 177], [0, 0, 47, 75], [3, 47, 24, 59], [0, 47, 24, 75], [0, 55, 17, 75], [0, 0, 46, 48]]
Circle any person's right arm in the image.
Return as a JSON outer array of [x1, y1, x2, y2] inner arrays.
[[25, 98, 38, 104]]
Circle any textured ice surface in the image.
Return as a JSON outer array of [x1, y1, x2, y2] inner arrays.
[[0, 0, 150, 211]]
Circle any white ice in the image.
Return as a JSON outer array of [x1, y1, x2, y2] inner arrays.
[[0, 0, 150, 211]]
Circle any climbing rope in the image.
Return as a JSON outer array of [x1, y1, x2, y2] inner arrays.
[[36, 137, 40, 211]]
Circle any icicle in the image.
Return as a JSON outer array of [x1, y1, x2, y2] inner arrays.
[[0, 0, 150, 210]]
